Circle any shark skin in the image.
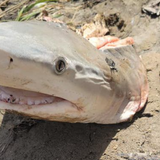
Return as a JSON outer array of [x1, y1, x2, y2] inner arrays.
[[0, 21, 148, 124]]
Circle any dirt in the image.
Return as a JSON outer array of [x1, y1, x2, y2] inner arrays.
[[0, 0, 160, 160]]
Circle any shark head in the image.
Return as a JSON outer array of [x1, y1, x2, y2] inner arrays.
[[0, 21, 148, 124], [0, 21, 114, 123]]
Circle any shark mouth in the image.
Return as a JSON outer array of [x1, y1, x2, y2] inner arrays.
[[0, 85, 82, 123], [0, 85, 64, 106]]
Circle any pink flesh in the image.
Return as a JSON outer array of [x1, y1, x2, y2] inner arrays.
[[88, 36, 119, 49], [104, 37, 134, 47], [89, 36, 134, 49]]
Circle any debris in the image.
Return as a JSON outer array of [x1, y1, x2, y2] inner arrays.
[[39, 10, 63, 23], [15, 0, 58, 21], [0, 0, 31, 19], [58, 0, 71, 2], [76, 14, 109, 39], [119, 153, 160, 160], [0, 0, 9, 8], [142, 0, 160, 16], [105, 13, 126, 31]]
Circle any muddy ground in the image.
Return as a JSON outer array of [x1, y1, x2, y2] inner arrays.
[[0, 0, 160, 160]]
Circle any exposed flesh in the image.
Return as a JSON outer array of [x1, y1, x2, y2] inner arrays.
[[89, 36, 134, 49]]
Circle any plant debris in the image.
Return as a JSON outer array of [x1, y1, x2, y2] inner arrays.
[[76, 13, 109, 39], [142, 0, 160, 17], [0, 0, 31, 20]]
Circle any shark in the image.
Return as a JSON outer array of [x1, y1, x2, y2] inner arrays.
[[0, 21, 148, 124]]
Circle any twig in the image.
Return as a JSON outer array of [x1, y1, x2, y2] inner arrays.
[[0, 0, 30, 19], [0, 0, 9, 8]]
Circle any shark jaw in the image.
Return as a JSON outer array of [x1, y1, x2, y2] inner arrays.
[[0, 85, 85, 123], [0, 85, 58, 105]]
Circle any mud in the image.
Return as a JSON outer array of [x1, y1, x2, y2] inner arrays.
[[0, 0, 160, 160]]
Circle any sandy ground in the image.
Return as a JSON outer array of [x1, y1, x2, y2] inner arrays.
[[0, 0, 160, 160]]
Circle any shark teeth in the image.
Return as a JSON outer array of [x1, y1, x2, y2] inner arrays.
[[0, 87, 55, 105]]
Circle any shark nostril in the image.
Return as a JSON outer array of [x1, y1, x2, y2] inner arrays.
[[8, 57, 14, 69], [10, 57, 13, 62]]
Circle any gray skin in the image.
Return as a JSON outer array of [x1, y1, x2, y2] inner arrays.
[[0, 21, 148, 124]]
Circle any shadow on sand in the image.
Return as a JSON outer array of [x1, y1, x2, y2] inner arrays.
[[0, 112, 137, 160]]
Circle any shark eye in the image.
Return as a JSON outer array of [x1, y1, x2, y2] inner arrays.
[[54, 57, 66, 75]]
